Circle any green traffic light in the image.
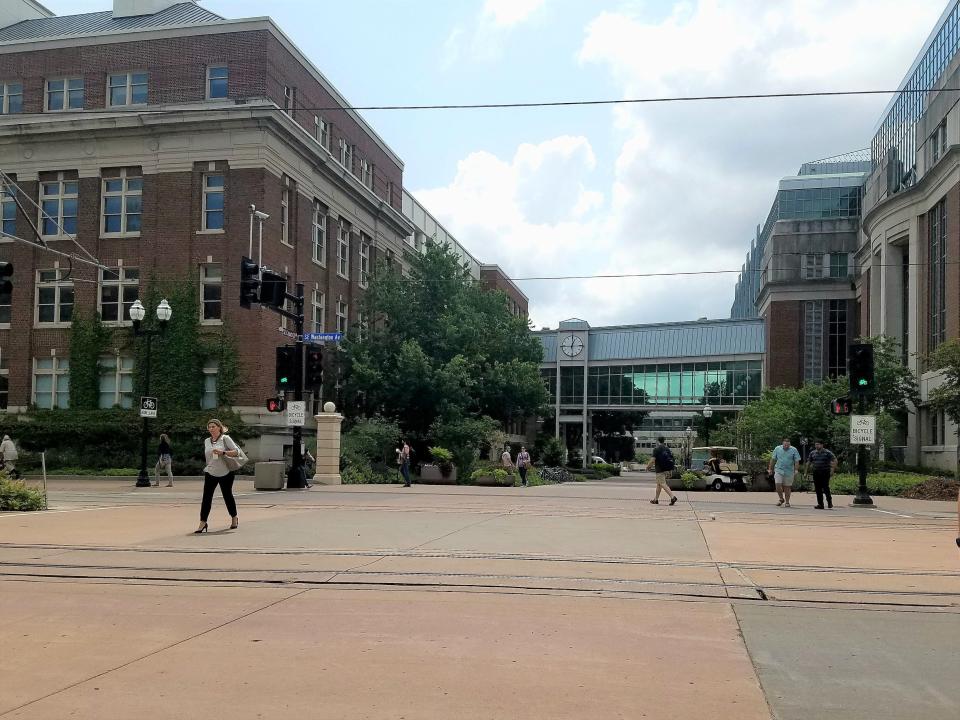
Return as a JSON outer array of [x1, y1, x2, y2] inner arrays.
[[858, 379, 868, 386]]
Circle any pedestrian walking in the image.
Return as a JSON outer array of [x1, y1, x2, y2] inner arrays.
[[154, 433, 174, 487], [195, 419, 240, 534], [768, 437, 801, 508], [399, 439, 411, 487], [0, 434, 20, 479], [808, 440, 836, 509], [517, 446, 531, 487], [646, 436, 678, 505], [501, 446, 514, 472]]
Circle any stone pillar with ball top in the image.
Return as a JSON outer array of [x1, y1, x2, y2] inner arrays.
[[313, 401, 343, 485]]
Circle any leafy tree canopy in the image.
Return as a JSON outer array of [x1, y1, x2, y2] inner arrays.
[[342, 243, 548, 446]]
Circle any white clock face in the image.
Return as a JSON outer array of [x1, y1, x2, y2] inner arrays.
[[560, 335, 584, 357]]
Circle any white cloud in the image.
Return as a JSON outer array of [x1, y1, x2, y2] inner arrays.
[[482, 0, 546, 27], [420, 0, 947, 329]]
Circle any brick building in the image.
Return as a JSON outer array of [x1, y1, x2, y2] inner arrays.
[[0, 0, 417, 458], [731, 155, 868, 389]]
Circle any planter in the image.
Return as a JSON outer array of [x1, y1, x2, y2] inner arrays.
[[419, 464, 457, 484], [750, 472, 774, 491], [474, 474, 516, 487]]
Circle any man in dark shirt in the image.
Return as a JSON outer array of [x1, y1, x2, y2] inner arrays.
[[645, 436, 678, 506], [808, 440, 837, 509]]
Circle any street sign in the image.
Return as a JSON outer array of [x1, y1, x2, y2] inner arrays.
[[277, 326, 298, 340], [286, 400, 306, 427], [139, 396, 158, 419], [850, 414, 876, 445], [302, 332, 342, 343]]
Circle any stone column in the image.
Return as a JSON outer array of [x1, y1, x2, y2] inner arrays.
[[313, 401, 343, 485]]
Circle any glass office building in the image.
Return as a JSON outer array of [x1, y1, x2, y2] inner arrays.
[[871, 0, 960, 193]]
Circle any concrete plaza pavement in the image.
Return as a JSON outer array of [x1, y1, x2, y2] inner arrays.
[[1, 471, 958, 719]]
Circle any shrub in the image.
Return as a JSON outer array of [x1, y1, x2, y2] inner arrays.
[[830, 472, 930, 497], [875, 460, 955, 479], [341, 463, 395, 484], [541, 437, 565, 466], [0, 474, 45, 511], [591, 463, 620, 477], [635, 453, 651, 465], [428, 446, 454, 476], [681, 471, 699, 490], [342, 418, 402, 467]]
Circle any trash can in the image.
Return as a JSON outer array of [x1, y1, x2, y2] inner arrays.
[[254, 461, 285, 491]]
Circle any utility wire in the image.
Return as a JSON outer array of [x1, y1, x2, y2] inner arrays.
[[3, 88, 958, 116]]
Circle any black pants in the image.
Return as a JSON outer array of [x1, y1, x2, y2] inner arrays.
[[200, 471, 237, 521], [518, 466, 528, 485], [813, 471, 832, 507]]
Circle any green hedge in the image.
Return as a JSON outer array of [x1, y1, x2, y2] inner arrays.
[[829, 472, 929, 497], [0, 475, 45, 511]]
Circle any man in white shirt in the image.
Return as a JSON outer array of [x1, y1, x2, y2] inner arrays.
[[0, 434, 20, 479]]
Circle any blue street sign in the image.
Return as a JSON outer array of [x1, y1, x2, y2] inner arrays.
[[302, 332, 343, 342]]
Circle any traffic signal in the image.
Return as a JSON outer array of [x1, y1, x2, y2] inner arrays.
[[260, 268, 287, 309], [240, 256, 260, 308], [305, 347, 323, 390], [266, 397, 285, 413], [275, 345, 296, 392], [848, 343, 875, 395], [831, 397, 852, 415], [0, 261, 11, 298]]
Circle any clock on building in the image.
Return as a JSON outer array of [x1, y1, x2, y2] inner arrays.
[[560, 335, 584, 357]]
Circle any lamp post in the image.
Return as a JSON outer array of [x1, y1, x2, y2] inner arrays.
[[684, 426, 695, 469], [702, 405, 713, 447], [130, 298, 172, 488]]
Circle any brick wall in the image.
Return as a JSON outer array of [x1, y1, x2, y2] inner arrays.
[[764, 300, 802, 388], [479, 267, 528, 317]]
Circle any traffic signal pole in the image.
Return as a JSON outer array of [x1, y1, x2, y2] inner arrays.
[[288, 282, 306, 489], [853, 392, 874, 506]]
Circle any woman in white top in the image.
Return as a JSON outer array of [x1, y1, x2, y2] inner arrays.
[[196, 419, 240, 534]]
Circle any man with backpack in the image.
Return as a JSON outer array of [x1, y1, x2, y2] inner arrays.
[[646, 436, 678, 506]]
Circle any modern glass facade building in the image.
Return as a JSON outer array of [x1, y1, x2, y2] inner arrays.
[[730, 153, 870, 319], [536, 318, 764, 464], [871, 0, 960, 194]]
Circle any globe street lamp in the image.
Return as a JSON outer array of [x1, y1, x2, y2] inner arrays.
[[702, 405, 713, 448], [130, 299, 172, 488], [684, 425, 695, 469]]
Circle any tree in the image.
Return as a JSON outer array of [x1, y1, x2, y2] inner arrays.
[[341, 243, 548, 470], [927, 338, 960, 478], [857, 335, 920, 414]]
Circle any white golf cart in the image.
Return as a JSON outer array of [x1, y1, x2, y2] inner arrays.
[[691, 446, 749, 491]]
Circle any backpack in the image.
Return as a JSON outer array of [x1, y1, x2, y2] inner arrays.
[[658, 446, 675, 471]]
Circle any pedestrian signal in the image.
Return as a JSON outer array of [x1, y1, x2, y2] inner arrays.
[[831, 397, 852, 415], [266, 397, 285, 413]]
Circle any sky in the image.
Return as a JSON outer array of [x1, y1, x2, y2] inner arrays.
[[43, 0, 951, 329]]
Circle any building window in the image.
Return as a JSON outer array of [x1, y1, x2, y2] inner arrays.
[[108, 72, 147, 107], [206, 66, 228, 99], [2, 182, 16, 236], [46, 77, 83, 111], [33, 357, 69, 409], [201, 360, 218, 410], [201, 264, 222, 323], [336, 297, 348, 334], [337, 220, 350, 278], [928, 199, 947, 350], [280, 185, 291, 246], [1, 82, 22, 114], [386, 182, 394, 206], [828, 253, 849, 278], [803, 253, 824, 279], [0, 354, 7, 410], [315, 115, 330, 150], [283, 86, 295, 115], [98, 355, 134, 409], [202, 174, 225, 231], [40, 174, 78, 237], [357, 310, 367, 342], [312, 202, 326, 265], [312, 289, 325, 333], [36, 269, 74, 325], [359, 237, 370, 288], [360, 159, 372, 188], [101, 170, 142, 235], [0, 285, 9, 324], [930, 121, 947, 165], [338, 139, 353, 171], [99, 267, 139, 324], [929, 410, 946, 446], [827, 300, 847, 378], [804, 300, 824, 384]]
